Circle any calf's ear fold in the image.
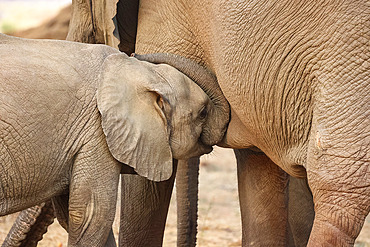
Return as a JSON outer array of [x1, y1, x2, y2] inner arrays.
[[97, 53, 173, 182]]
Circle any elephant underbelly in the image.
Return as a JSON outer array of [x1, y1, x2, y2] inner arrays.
[[280, 145, 309, 178], [0, 176, 69, 216], [0, 146, 70, 215], [223, 102, 309, 178]]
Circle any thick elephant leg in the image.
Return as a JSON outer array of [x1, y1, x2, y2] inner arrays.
[[306, 157, 369, 246], [119, 161, 177, 247], [68, 146, 120, 247], [306, 64, 369, 245], [2, 201, 55, 247], [288, 177, 314, 247], [176, 157, 200, 247], [306, 136, 369, 246], [51, 194, 117, 247], [235, 149, 289, 246]]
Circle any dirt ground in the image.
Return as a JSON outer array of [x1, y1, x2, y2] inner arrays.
[[0, 2, 369, 246]]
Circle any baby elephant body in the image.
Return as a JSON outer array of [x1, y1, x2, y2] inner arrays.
[[0, 34, 213, 246]]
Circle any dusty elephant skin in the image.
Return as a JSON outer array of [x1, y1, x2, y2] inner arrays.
[[113, 0, 369, 246], [2, 201, 55, 247], [4, 0, 369, 246], [0, 33, 220, 246], [62, 1, 231, 246], [55, 0, 369, 246]]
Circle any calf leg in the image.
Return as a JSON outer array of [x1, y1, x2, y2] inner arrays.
[[2, 201, 54, 247], [68, 148, 120, 247]]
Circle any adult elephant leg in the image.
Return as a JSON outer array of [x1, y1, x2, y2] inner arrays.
[[235, 149, 289, 246], [288, 177, 314, 247], [306, 126, 369, 245], [306, 147, 369, 246], [306, 53, 369, 245], [2, 201, 55, 247], [119, 161, 177, 247], [176, 157, 200, 247]]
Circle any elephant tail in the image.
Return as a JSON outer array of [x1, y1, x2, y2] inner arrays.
[[2, 200, 55, 247]]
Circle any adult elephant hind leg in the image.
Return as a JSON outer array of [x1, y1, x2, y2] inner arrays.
[[306, 148, 369, 246], [306, 130, 369, 246], [119, 161, 177, 247], [306, 50, 369, 245], [235, 149, 289, 246]]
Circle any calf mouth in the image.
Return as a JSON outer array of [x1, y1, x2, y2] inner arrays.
[[195, 140, 213, 156]]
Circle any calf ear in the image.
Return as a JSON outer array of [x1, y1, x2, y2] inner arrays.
[[97, 53, 173, 181]]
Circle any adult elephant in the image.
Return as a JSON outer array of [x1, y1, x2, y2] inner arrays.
[[115, 0, 369, 246]]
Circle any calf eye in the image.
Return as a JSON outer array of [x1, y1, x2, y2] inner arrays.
[[199, 107, 208, 119]]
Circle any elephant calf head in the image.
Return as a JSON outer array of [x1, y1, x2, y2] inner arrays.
[[97, 53, 214, 181]]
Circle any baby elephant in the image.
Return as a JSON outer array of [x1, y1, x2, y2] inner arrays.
[[0, 34, 213, 246]]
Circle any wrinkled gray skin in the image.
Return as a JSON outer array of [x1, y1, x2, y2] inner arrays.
[[66, 2, 230, 246], [119, 0, 369, 246], [0, 34, 222, 246], [6, 0, 369, 246], [3, 201, 55, 247], [66, 1, 229, 246]]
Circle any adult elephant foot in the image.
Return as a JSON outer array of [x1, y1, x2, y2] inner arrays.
[[235, 149, 290, 246], [2, 201, 55, 247]]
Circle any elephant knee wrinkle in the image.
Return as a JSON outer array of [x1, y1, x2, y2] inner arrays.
[[68, 194, 96, 241]]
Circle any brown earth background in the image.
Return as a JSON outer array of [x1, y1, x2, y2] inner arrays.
[[0, 2, 369, 246]]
